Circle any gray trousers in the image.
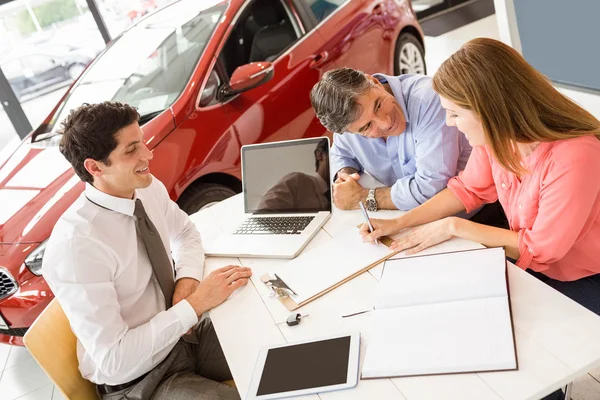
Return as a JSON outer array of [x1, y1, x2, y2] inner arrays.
[[99, 318, 239, 400]]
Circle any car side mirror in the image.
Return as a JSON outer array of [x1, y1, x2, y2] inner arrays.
[[222, 61, 273, 97]]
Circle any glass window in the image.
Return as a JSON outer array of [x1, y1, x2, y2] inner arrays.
[[34, 0, 227, 142], [0, 59, 23, 79], [0, 0, 106, 142], [412, 0, 445, 14], [22, 54, 57, 73], [99, 0, 178, 39], [299, 0, 345, 23], [0, 110, 20, 158]]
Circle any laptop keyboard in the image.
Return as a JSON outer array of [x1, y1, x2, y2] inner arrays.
[[234, 216, 315, 235]]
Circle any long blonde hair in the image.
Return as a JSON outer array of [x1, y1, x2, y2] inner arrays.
[[432, 38, 600, 175]]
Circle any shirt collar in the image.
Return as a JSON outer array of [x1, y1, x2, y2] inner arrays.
[[85, 183, 137, 216], [372, 73, 410, 124], [313, 173, 328, 194]]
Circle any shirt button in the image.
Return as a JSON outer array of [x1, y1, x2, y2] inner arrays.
[[519, 203, 522, 208], [528, 248, 533, 254], [501, 183, 506, 188]]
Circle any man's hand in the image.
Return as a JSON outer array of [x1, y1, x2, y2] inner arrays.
[[173, 277, 200, 306], [333, 175, 367, 210], [334, 169, 360, 184], [186, 265, 252, 316]]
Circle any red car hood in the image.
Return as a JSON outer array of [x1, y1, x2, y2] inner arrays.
[[0, 140, 84, 244]]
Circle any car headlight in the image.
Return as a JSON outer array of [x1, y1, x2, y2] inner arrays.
[[24, 240, 48, 276]]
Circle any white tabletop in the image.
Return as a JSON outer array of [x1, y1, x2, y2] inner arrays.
[[190, 194, 600, 400]]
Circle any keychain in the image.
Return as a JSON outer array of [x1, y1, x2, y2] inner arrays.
[[285, 313, 309, 326]]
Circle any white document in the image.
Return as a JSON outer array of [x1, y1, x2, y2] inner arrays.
[[362, 247, 517, 379], [273, 229, 392, 304]]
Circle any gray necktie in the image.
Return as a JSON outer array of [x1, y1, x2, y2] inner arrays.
[[134, 199, 174, 309]]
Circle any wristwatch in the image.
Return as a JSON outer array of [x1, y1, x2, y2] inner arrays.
[[365, 189, 378, 212]]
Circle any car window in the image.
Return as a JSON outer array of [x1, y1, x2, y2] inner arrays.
[[218, 0, 300, 78], [298, 0, 345, 23], [22, 55, 56, 73], [1, 59, 22, 79], [40, 0, 228, 139]]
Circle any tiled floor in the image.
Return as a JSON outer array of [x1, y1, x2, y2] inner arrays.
[[2, 13, 600, 400]]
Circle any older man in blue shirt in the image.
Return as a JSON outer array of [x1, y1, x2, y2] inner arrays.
[[310, 68, 471, 211]]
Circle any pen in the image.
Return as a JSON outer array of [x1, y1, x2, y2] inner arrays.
[[358, 201, 379, 246]]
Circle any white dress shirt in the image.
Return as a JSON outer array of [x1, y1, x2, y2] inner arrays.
[[43, 176, 203, 385]]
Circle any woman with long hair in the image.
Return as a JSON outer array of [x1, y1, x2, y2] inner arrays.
[[361, 38, 600, 320]]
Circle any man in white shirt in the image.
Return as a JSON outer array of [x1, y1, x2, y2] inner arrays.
[[43, 101, 251, 400]]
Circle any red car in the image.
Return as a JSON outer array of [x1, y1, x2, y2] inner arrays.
[[0, 0, 425, 345]]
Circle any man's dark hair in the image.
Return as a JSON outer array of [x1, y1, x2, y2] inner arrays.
[[59, 102, 140, 184], [314, 137, 329, 171], [310, 68, 374, 134]]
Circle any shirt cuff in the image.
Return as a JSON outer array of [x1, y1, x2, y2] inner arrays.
[[175, 266, 203, 281], [389, 181, 419, 211], [171, 299, 199, 332], [331, 161, 362, 181], [447, 177, 483, 213], [516, 229, 534, 270]]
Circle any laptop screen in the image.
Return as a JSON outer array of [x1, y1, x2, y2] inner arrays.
[[242, 137, 332, 214]]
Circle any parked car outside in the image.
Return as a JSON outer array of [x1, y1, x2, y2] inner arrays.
[[0, 0, 425, 345], [0, 47, 92, 101]]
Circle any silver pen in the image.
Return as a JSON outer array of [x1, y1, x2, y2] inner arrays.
[[358, 201, 379, 246]]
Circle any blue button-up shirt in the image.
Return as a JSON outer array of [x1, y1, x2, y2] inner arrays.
[[330, 73, 472, 210]]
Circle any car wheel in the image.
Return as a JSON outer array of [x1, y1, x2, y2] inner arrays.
[[394, 33, 426, 76], [177, 183, 237, 215], [67, 63, 86, 81]]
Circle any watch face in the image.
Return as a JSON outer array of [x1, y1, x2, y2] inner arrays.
[[366, 198, 377, 212]]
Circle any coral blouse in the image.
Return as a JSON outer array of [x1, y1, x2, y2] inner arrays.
[[447, 136, 600, 281]]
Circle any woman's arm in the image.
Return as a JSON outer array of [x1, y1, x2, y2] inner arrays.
[[361, 188, 466, 241]]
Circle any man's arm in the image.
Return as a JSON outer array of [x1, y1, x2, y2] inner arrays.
[[43, 237, 199, 383], [332, 177, 397, 210], [156, 179, 205, 282], [330, 133, 363, 180], [390, 93, 466, 210], [43, 236, 251, 384]]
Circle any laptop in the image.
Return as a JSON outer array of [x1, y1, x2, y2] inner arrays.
[[203, 137, 332, 259]]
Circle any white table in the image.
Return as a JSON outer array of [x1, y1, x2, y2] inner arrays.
[[190, 194, 600, 400]]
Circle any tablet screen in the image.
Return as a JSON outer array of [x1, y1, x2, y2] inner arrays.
[[256, 336, 351, 396]]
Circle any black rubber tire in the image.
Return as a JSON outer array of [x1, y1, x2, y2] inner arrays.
[[393, 32, 427, 76], [67, 63, 86, 80], [177, 183, 237, 215]]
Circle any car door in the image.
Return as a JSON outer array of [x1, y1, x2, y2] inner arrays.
[[301, 0, 395, 75], [221, 0, 331, 147]]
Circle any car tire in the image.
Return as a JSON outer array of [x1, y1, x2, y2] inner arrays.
[[394, 32, 426, 76], [177, 183, 237, 215], [67, 63, 86, 81]]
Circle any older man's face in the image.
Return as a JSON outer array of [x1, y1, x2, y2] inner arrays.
[[346, 80, 406, 139]]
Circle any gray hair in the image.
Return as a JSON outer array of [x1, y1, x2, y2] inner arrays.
[[310, 68, 375, 133]]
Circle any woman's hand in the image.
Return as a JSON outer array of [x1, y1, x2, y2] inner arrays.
[[390, 217, 455, 255], [359, 217, 404, 243]]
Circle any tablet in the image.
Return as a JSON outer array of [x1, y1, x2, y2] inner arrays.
[[247, 332, 360, 400]]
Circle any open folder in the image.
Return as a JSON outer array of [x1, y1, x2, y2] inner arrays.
[[361, 247, 518, 379], [260, 229, 395, 311]]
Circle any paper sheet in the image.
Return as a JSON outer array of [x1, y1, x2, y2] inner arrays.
[[273, 229, 392, 304], [362, 297, 516, 378]]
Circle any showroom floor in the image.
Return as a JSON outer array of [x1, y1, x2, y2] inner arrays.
[[1, 14, 600, 400]]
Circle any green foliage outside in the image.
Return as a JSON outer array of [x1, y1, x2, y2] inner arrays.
[[14, 0, 82, 35]]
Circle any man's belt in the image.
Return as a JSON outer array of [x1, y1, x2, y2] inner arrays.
[[97, 372, 148, 395]]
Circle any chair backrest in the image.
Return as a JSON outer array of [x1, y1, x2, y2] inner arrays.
[[23, 298, 99, 400]]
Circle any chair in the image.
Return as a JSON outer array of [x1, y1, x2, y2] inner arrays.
[[23, 299, 99, 400]]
